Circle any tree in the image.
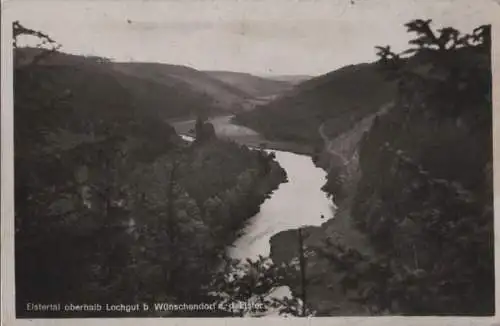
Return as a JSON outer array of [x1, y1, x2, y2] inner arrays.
[[195, 116, 216, 143], [13, 20, 61, 69], [210, 255, 309, 317]]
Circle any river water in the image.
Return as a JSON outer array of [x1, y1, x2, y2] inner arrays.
[[226, 148, 336, 316], [227, 149, 336, 260]]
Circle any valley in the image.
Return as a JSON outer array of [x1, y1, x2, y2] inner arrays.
[[12, 16, 494, 318]]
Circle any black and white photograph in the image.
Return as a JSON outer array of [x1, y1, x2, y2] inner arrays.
[[1, 0, 498, 321]]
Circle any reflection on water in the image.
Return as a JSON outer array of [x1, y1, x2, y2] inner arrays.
[[227, 149, 336, 317], [228, 150, 336, 260]]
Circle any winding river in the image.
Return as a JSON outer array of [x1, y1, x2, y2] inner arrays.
[[227, 149, 336, 260], [177, 117, 336, 262], [177, 118, 336, 315]]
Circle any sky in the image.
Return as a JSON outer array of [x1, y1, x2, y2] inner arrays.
[[5, 0, 498, 76]]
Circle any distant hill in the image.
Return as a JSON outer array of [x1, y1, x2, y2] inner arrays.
[[264, 75, 313, 85], [16, 48, 304, 116], [113, 63, 253, 112], [204, 70, 294, 98], [16, 48, 281, 116], [15, 48, 224, 120], [233, 62, 397, 147]]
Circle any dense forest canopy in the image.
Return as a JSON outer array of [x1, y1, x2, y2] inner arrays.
[[315, 20, 493, 315], [13, 21, 296, 317]]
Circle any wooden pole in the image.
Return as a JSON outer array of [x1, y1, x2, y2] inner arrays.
[[297, 227, 307, 317]]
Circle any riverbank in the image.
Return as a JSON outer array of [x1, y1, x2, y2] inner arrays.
[[227, 149, 335, 261], [177, 133, 289, 260], [267, 105, 389, 315], [269, 207, 372, 316], [268, 158, 374, 315]]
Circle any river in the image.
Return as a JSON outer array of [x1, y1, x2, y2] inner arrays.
[[177, 118, 336, 315], [227, 149, 336, 260], [177, 124, 336, 262]]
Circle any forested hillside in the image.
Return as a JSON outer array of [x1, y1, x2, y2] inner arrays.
[[270, 20, 494, 316], [15, 47, 224, 120], [112, 63, 252, 112], [344, 21, 493, 315], [233, 61, 396, 147], [14, 22, 287, 317], [16, 47, 296, 115]]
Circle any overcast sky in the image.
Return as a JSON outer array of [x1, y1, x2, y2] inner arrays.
[[6, 0, 497, 76]]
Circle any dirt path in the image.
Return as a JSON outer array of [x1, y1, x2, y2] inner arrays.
[[294, 102, 395, 314], [318, 102, 393, 167], [318, 123, 348, 165]]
